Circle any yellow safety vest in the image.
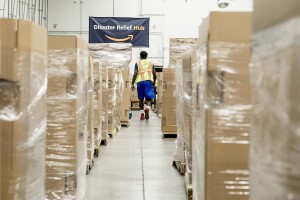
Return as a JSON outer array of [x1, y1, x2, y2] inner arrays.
[[135, 59, 154, 83]]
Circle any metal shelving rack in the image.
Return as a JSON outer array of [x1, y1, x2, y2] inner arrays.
[[0, 0, 48, 27]]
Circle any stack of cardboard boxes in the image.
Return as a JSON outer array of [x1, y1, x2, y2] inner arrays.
[[87, 57, 95, 170], [250, 0, 300, 199], [93, 62, 102, 152], [161, 68, 177, 134], [113, 69, 124, 130], [169, 38, 198, 68], [120, 69, 131, 126], [192, 12, 252, 200], [130, 89, 139, 110], [46, 36, 88, 199], [88, 43, 132, 136], [107, 67, 118, 135], [101, 62, 108, 145], [0, 19, 47, 200], [162, 38, 197, 137], [182, 53, 194, 194], [156, 72, 163, 117]]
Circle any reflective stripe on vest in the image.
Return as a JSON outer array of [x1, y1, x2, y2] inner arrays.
[[135, 60, 153, 83]]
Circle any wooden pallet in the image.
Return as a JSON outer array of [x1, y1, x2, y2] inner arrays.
[[116, 124, 121, 132], [94, 148, 100, 158], [162, 132, 177, 139], [86, 159, 94, 174], [186, 184, 193, 200], [172, 161, 186, 175], [108, 128, 117, 138], [100, 139, 107, 146], [121, 120, 130, 128], [131, 106, 140, 111]]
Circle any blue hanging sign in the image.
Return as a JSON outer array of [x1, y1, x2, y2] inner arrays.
[[89, 17, 150, 47]]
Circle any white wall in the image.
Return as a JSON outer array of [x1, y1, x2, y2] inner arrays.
[[47, 0, 253, 71]]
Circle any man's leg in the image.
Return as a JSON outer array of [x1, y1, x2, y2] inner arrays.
[[137, 82, 145, 120], [144, 81, 155, 120], [139, 98, 145, 120], [139, 99, 144, 110]]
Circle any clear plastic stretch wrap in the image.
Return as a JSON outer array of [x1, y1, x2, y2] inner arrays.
[[182, 53, 194, 186], [107, 67, 118, 132], [161, 68, 177, 132], [87, 58, 95, 162], [46, 49, 88, 200], [114, 69, 124, 127], [193, 41, 252, 200], [88, 43, 132, 133], [0, 19, 47, 200], [173, 62, 184, 162], [172, 39, 196, 162], [93, 61, 102, 148], [0, 51, 47, 200], [101, 63, 109, 141], [120, 69, 131, 123], [250, 17, 300, 200], [169, 38, 198, 67]]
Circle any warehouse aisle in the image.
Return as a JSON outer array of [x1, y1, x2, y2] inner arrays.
[[85, 111, 186, 200]]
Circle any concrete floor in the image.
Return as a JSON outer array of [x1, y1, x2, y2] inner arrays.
[[85, 111, 186, 200]]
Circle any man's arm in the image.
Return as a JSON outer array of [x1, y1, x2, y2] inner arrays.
[[132, 70, 138, 86], [132, 63, 138, 86]]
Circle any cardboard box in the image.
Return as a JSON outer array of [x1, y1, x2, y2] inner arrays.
[[0, 19, 47, 200], [156, 72, 164, 114], [130, 89, 139, 102], [253, 0, 300, 32], [182, 54, 193, 155], [108, 123, 115, 134], [161, 68, 177, 132], [169, 38, 198, 67], [46, 35, 88, 200], [120, 109, 130, 122], [193, 12, 252, 200], [87, 57, 95, 160], [121, 69, 131, 108], [199, 12, 252, 44], [120, 70, 131, 122], [162, 68, 175, 83], [131, 102, 139, 108], [251, 7, 300, 198]]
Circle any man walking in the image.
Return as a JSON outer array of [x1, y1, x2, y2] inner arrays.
[[131, 51, 156, 120]]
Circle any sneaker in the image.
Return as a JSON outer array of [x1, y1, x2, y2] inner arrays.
[[144, 107, 150, 120], [140, 113, 145, 120]]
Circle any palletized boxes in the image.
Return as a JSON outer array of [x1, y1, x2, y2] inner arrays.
[[169, 38, 198, 68], [0, 19, 47, 200], [182, 53, 194, 189], [88, 43, 132, 135], [193, 12, 252, 200], [156, 72, 163, 117], [87, 57, 95, 165], [161, 68, 177, 133], [114, 69, 123, 129], [162, 38, 197, 137], [93, 61, 102, 151], [120, 69, 131, 125], [46, 35, 88, 199], [101, 62, 108, 144], [250, 1, 300, 199], [107, 67, 118, 135]]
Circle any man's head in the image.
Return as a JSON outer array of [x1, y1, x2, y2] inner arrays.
[[140, 51, 148, 59]]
